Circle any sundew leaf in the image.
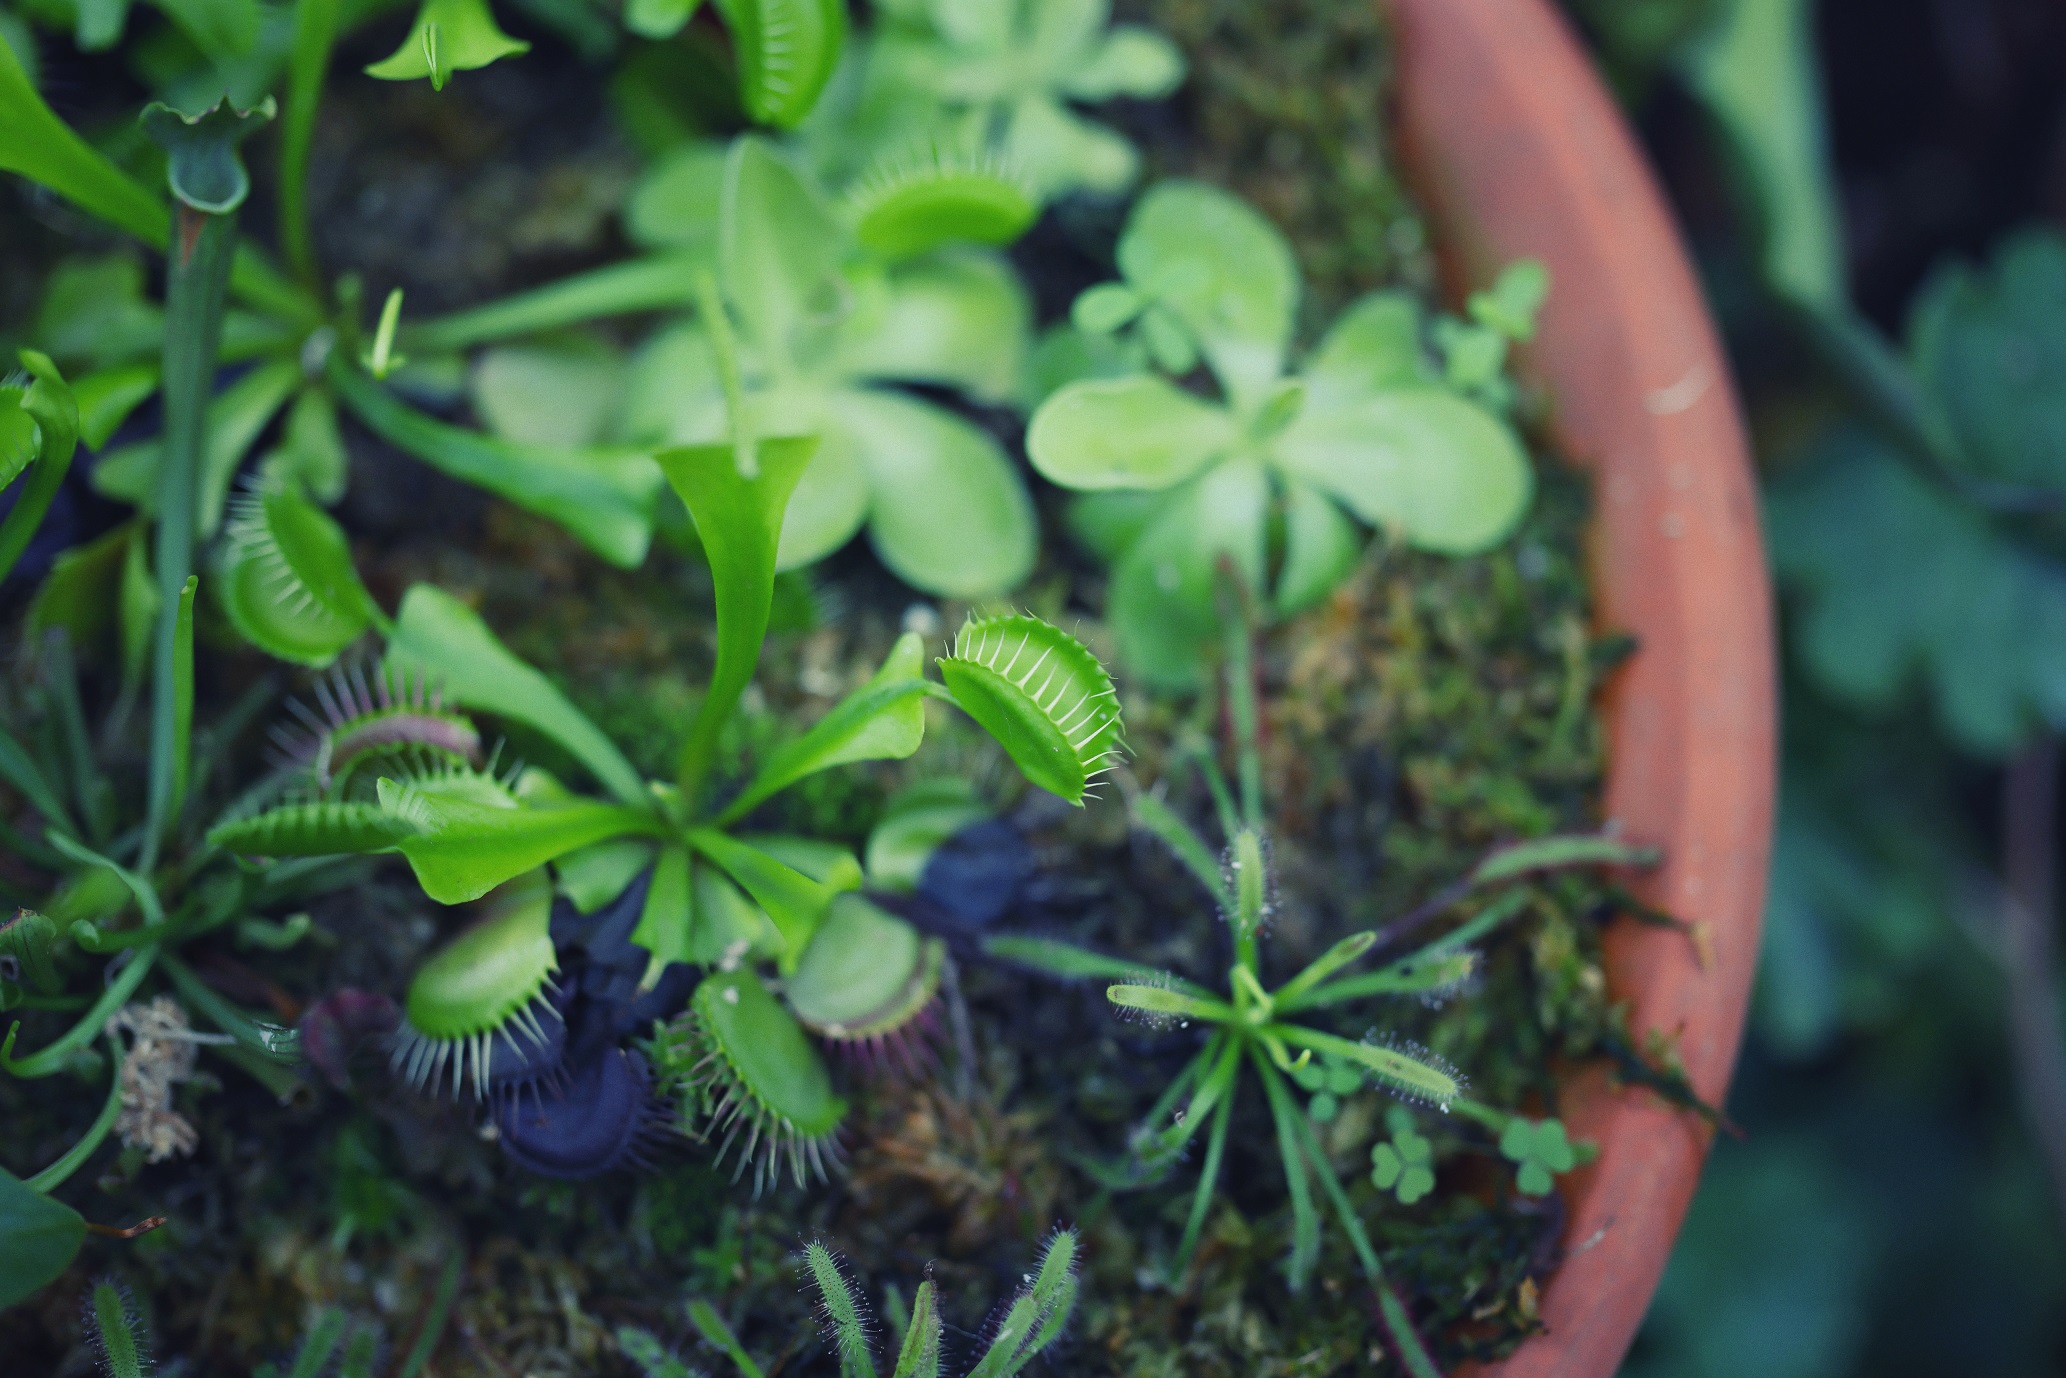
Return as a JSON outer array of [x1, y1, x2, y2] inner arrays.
[[1027, 375, 1235, 491], [723, 0, 845, 129], [1767, 425, 2066, 755], [1105, 457, 1268, 690], [387, 585, 649, 806], [718, 633, 929, 824], [938, 613, 1123, 804], [1117, 180, 1299, 407], [720, 136, 845, 358], [1271, 388, 1533, 556], [835, 251, 1030, 404], [217, 478, 382, 666], [655, 434, 819, 801], [833, 387, 1036, 598], [0, 38, 168, 247], [0, 1167, 85, 1308], [379, 779, 650, 905], [366, 0, 530, 89], [329, 359, 661, 568], [1910, 228, 2066, 494]]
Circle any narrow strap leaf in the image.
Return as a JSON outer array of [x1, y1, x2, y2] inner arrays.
[[0, 351, 80, 585], [684, 828, 833, 969], [1, 942, 158, 1078], [23, 1032, 125, 1192], [888, 1280, 940, 1378], [405, 252, 708, 354], [1128, 789, 1232, 911], [686, 1298, 765, 1378]]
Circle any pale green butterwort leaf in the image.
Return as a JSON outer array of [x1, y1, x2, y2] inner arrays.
[[719, 633, 929, 825], [1273, 389, 1533, 556], [387, 585, 648, 807], [720, 137, 844, 358], [367, 0, 530, 89], [1106, 458, 1268, 689], [379, 778, 650, 905], [655, 435, 818, 804], [328, 358, 661, 568], [1028, 374, 1235, 490]]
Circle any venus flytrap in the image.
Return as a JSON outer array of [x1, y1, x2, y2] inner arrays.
[[210, 305, 1124, 1185], [1027, 179, 1544, 688]]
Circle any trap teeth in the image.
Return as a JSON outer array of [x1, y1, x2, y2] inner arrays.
[[394, 870, 560, 1100]]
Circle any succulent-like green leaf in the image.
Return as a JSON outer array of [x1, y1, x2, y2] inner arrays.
[[845, 150, 1036, 261], [470, 341, 627, 449], [656, 432, 818, 799], [1301, 292, 1430, 406], [1105, 457, 1267, 689], [1027, 374, 1235, 491], [938, 613, 1123, 804], [724, 0, 845, 128], [380, 777, 650, 905], [218, 477, 382, 665], [833, 387, 1036, 597], [331, 362, 661, 568], [1061, 23, 1184, 100], [1469, 260, 1550, 342], [366, 0, 530, 89], [720, 634, 929, 825], [1272, 389, 1533, 556], [387, 585, 649, 806], [1117, 180, 1298, 406], [721, 136, 845, 356], [624, 140, 726, 252], [0, 1167, 85, 1308], [1274, 476, 1362, 615], [835, 252, 1030, 404]]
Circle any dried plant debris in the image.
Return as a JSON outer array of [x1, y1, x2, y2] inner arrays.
[[106, 997, 205, 1165]]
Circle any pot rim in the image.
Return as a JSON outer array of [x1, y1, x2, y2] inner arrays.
[[1383, 0, 1777, 1373]]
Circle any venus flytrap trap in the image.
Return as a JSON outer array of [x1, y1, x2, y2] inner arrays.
[[1027, 180, 1544, 688], [209, 300, 1125, 1185]]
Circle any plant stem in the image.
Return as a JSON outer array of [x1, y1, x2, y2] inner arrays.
[[281, 0, 339, 284], [144, 206, 236, 870], [1218, 564, 1264, 831], [2000, 735, 2066, 1227]]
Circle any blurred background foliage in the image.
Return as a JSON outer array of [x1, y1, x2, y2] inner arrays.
[[1557, 0, 2066, 1373]]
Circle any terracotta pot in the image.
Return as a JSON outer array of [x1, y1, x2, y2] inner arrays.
[[1382, 0, 1778, 1373]]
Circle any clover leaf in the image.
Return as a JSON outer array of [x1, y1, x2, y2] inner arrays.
[[1290, 1050, 1364, 1123], [1028, 180, 1537, 687], [1370, 1107, 1436, 1204], [614, 137, 1036, 599], [1499, 1116, 1577, 1197]]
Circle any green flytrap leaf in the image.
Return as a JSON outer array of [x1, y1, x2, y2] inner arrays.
[[329, 360, 662, 569], [0, 37, 168, 246], [843, 148, 1037, 261], [937, 613, 1124, 804], [0, 351, 80, 586], [380, 775, 652, 905], [387, 585, 649, 806], [367, 0, 530, 89], [210, 799, 424, 855], [721, 0, 846, 129], [218, 477, 384, 666]]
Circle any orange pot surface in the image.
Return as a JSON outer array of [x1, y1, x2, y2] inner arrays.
[[1383, 0, 1777, 1373]]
